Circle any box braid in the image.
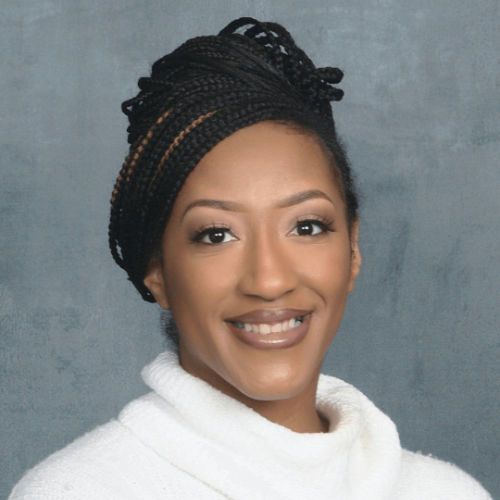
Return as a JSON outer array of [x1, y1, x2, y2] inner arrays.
[[109, 16, 359, 304]]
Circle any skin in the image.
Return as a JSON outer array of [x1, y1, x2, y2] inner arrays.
[[144, 121, 362, 434]]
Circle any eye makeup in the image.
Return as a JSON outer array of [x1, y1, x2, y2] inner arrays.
[[189, 214, 336, 246]]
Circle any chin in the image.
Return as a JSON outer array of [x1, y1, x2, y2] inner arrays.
[[229, 363, 317, 402]]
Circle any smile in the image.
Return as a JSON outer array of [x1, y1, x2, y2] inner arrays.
[[226, 314, 311, 350], [230, 316, 305, 335]]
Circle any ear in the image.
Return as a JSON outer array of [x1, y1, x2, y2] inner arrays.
[[143, 257, 170, 309], [347, 219, 362, 293]]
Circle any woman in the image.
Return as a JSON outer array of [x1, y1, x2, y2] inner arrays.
[[10, 17, 491, 499]]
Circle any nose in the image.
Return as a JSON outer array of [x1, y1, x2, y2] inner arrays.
[[237, 228, 298, 301]]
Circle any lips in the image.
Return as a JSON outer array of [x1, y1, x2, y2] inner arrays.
[[225, 308, 311, 324], [225, 311, 312, 350]]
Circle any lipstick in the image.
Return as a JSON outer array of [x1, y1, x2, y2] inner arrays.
[[225, 312, 311, 350]]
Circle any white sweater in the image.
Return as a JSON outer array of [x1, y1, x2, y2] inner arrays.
[[10, 350, 492, 499]]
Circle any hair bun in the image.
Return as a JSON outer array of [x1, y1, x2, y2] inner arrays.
[[219, 17, 345, 113]]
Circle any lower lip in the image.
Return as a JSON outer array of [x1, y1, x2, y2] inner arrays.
[[225, 314, 311, 350]]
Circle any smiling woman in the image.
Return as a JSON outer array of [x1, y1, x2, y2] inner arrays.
[[142, 122, 361, 430], [9, 16, 491, 500]]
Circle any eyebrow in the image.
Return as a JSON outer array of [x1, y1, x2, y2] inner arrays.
[[181, 189, 335, 220]]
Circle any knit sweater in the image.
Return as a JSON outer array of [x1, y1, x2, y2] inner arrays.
[[10, 350, 492, 499]]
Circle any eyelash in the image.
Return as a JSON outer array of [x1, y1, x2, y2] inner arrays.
[[190, 216, 335, 245]]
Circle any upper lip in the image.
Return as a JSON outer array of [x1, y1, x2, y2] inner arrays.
[[226, 308, 311, 324]]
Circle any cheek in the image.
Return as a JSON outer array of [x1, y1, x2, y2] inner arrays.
[[292, 241, 353, 290], [164, 252, 234, 314]]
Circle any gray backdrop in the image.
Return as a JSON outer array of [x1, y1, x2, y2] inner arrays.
[[1, 1, 499, 498]]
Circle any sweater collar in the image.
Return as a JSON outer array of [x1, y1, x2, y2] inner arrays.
[[119, 350, 402, 499]]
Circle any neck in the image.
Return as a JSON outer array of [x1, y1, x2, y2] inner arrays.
[[179, 350, 328, 434], [246, 382, 329, 433]]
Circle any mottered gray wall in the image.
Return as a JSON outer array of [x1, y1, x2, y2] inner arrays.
[[1, 1, 498, 497]]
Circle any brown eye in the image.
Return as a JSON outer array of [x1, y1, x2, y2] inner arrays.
[[205, 229, 228, 244], [293, 219, 332, 237], [192, 226, 237, 245]]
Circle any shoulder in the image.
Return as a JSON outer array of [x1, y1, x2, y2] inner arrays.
[[392, 448, 492, 500], [8, 420, 149, 499]]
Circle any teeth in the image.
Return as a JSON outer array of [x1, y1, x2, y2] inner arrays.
[[232, 316, 305, 335]]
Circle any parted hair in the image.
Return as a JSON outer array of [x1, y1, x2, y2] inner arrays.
[[109, 16, 358, 303]]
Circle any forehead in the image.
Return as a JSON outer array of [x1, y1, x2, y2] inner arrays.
[[173, 121, 342, 208]]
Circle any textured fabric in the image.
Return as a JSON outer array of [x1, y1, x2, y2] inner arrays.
[[9, 350, 492, 499]]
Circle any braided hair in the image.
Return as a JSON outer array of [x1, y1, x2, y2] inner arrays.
[[109, 17, 359, 304]]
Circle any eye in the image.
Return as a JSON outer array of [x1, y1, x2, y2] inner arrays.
[[191, 225, 238, 245], [292, 218, 334, 237], [190, 217, 334, 245]]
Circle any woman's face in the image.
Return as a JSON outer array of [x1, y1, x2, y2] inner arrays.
[[144, 121, 361, 402]]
